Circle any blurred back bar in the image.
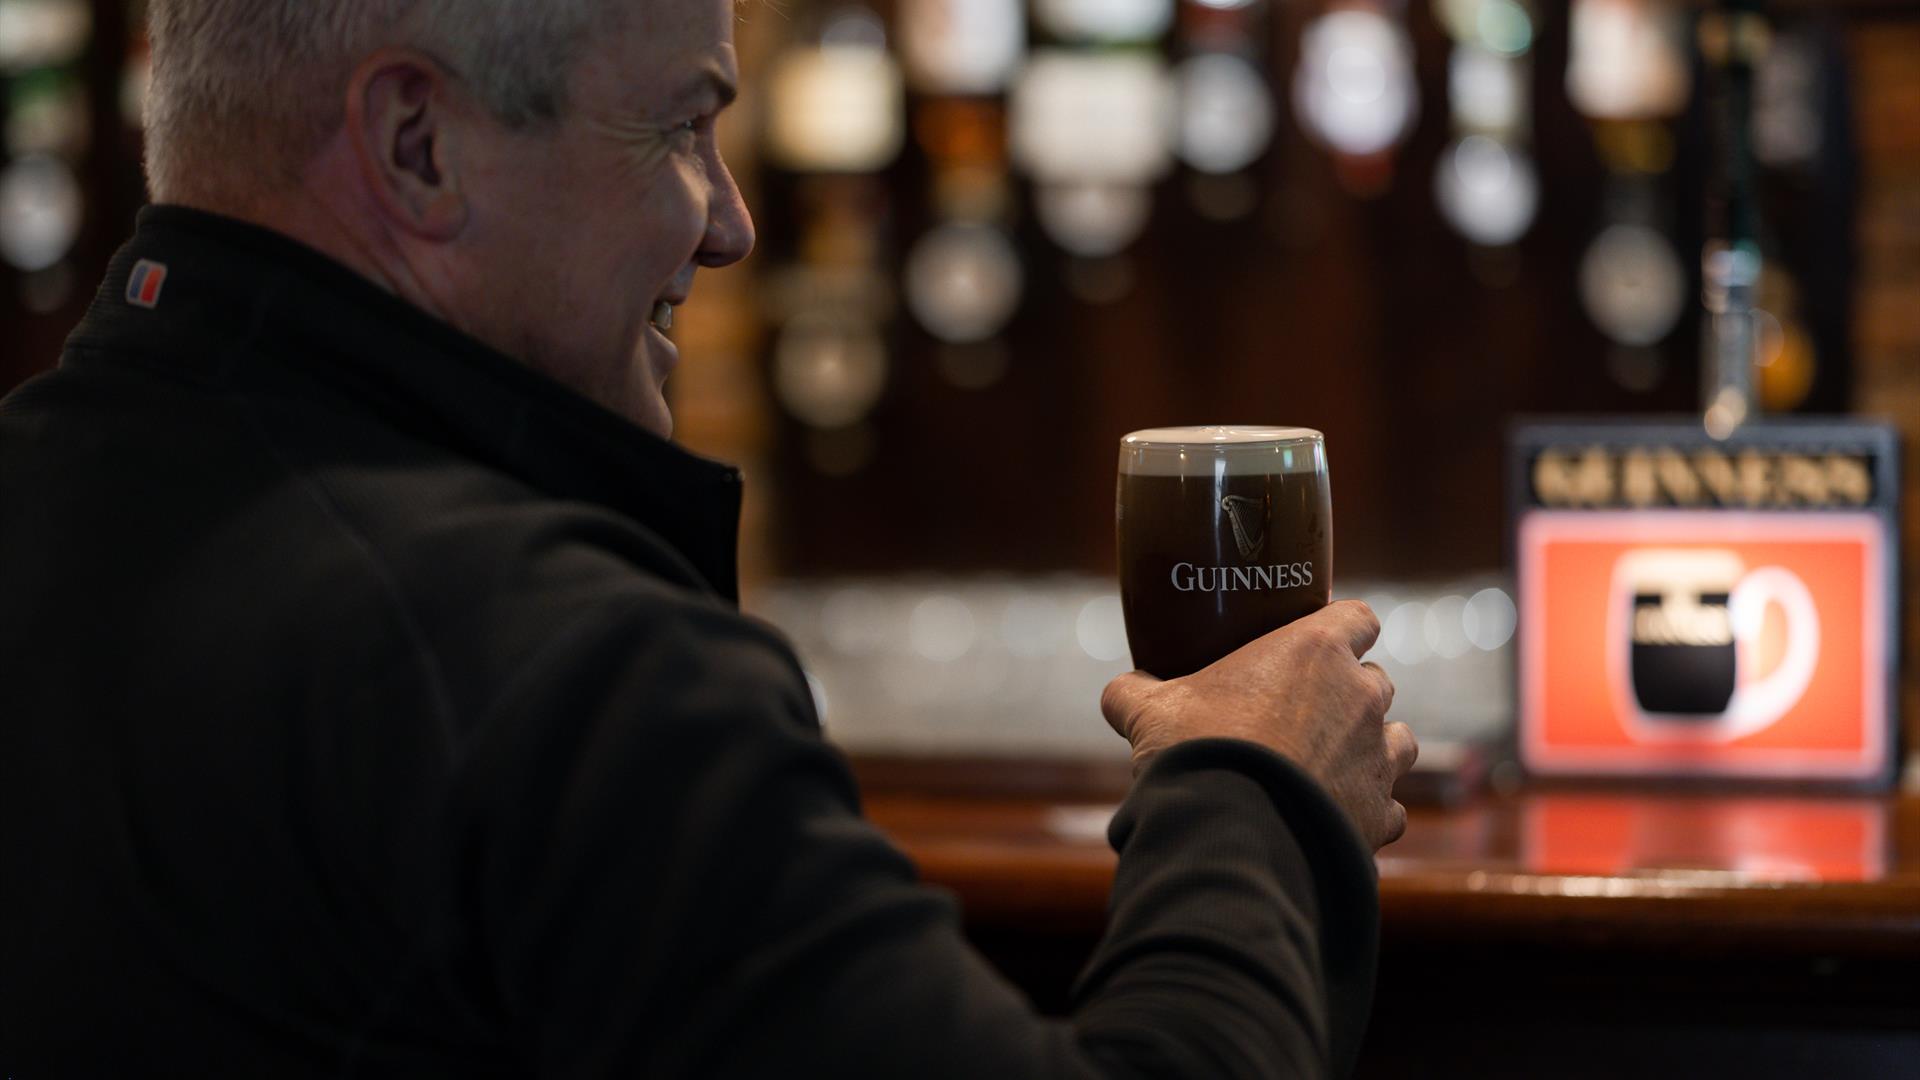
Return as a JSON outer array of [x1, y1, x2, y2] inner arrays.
[[1697, 0, 1764, 438]]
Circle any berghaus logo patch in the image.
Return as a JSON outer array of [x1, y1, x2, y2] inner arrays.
[[127, 260, 168, 309]]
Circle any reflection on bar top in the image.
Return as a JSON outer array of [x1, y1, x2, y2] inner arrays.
[[1385, 793, 1889, 884], [1052, 794, 1888, 885]]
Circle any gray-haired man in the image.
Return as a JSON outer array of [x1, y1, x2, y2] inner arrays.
[[0, 1, 1412, 1075]]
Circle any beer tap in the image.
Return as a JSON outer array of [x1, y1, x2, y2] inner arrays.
[[1698, 0, 1769, 439]]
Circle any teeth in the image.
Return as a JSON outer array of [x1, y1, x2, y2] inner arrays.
[[651, 300, 674, 332]]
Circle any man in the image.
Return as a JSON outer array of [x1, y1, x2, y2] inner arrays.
[[0, 0, 1415, 1075]]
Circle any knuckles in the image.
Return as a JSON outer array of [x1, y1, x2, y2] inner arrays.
[[1381, 801, 1409, 846], [1324, 599, 1381, 649], [1371, 672, 1397, 714], [1384, 722, 1420, 777], [1342, 599, 1383, 642]]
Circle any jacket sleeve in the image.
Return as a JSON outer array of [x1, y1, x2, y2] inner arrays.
[[457, 596, 1379, 1079]]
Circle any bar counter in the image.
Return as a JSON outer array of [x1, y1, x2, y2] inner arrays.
[[859, 768, 1920, 1078]]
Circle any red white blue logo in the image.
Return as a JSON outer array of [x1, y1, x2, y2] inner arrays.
[[126, 260, 168, 309]]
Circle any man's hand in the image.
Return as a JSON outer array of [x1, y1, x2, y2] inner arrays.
[[1100, 600, 1417, 850]]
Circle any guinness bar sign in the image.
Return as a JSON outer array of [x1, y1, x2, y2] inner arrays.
[[1510, 419, 1901, 787], [1529, 446, 1875, 510]]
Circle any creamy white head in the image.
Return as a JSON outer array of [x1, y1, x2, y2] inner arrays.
[[1120, 426, 1325, 477]]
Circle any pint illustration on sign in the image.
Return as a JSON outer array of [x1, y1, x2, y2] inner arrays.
[[1609, 548, 1820, 743]]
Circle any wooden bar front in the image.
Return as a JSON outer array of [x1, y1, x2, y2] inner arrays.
[[862, 777, 1920, 1078]]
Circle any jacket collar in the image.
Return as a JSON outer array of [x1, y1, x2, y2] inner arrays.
[[66, 205, 743, 603]]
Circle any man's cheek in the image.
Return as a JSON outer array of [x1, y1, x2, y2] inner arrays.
[[623, 140, 678, 182]]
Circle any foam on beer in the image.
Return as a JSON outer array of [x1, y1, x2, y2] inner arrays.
[[1120, 426, 1324, 477]]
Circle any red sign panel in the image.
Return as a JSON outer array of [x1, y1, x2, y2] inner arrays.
[[1518, 511, 1891, 780]]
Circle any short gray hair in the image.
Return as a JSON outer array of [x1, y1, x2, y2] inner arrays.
[[144, 0, 617, 202]]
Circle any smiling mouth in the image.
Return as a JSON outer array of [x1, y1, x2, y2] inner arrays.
[[649, 300, 674, 333]]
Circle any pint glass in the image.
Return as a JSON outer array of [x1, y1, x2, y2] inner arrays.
[[1117, 426, 1333, 679]]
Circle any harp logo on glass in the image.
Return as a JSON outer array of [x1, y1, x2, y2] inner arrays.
[[1221, 495, 1266, 560]]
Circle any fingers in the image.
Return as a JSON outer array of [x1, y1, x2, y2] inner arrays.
[[1379, 800, 1408, 848], [1305, 599, 1381, 659], [1384, 721, 1419, 780], [1099, 671, 1162, 739], [1361, 660, 1395, 714]]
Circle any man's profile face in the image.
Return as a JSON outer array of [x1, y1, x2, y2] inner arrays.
[[454, 0, 753, 437]]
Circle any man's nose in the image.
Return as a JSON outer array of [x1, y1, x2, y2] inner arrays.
[[698, 163, 755, 269]]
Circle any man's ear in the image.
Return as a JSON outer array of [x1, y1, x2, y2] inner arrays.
[[345, 50, 469, 241]]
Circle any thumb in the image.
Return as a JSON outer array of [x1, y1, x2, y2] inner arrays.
[[1100, 670, 1162, 739]]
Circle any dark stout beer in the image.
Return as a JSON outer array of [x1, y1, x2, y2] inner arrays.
[[1117, 427, 1332, 679], [1622, 549, 1743, 717]]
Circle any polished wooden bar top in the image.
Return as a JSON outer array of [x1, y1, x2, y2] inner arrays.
[[863, 783, 1920, 957]]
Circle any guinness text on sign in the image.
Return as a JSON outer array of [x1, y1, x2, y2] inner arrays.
[[1530, 447, 1874, 510]]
